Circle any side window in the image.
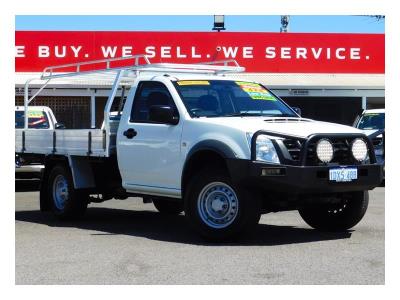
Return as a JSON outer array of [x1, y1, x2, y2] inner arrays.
[[130, 81, 178, 123]]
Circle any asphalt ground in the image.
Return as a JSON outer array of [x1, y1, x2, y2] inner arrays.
[[15, 179, 384, 284]]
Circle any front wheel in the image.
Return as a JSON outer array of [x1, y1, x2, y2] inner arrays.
[[298, 191, 369, 231], [184, 168, 261, 241], [47, 164, 88, 219]]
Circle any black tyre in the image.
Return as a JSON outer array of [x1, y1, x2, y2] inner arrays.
[[184, 167, 261, 241], [47, 164, 88, 219], [298, 191, 369, 231], [153, 198, 183, 215]]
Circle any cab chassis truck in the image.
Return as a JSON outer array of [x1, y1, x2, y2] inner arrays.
[[15, 55, 383, 240]]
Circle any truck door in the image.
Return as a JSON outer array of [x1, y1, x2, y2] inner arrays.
[[117, 80, 183, 198]]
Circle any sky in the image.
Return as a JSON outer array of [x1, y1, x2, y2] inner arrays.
[[15, 15, 384, 33]]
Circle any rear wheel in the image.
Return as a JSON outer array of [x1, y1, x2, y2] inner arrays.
[[47, 164, 88, 219], [184, 167, 261, 241], [153, 199, 183, 215], [298, 191, 369, 231]]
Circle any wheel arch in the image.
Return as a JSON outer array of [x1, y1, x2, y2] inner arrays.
[[181, 140, 236, 196], [40, 155, 96, 210]]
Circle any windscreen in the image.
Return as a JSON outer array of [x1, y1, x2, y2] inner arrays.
[[15, 110, 50, 129], [173, 80, 297, 118], [357, 113, 385, 130]]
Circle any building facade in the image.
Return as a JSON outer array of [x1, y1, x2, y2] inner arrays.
[[15, 31, 385, 128]]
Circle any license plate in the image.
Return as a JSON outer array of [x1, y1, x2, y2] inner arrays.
[[329, 167, 358, 182]]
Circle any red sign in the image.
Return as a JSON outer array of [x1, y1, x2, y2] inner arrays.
[[15, 31, 385, 73]]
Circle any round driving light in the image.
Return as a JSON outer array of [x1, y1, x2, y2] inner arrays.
[[351, 138, 368, 161], [316, 139, 334, 163]]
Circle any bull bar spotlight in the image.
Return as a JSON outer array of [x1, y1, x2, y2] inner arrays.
[[316, 139, 334, 163], [351, 138, 368, 161]]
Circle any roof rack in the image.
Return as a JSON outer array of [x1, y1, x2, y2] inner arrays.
[[41, 55, 151, 79], [40, 55, 245, 80], [25, 56, 245, 132]]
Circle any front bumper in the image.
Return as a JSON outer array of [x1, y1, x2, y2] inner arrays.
[[227, 159, 383, 194]]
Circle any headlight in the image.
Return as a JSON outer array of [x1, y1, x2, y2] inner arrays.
[[255, 135, 280, 164], [316, 139, 334, 163], [352, 138, 368, 161]]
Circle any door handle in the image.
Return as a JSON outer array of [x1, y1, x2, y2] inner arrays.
[[123, 128, 137, 139]]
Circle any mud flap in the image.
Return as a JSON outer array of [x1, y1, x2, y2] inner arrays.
[[39, 170, 51, 211]]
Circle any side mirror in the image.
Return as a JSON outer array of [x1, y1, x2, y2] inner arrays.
[[292, 107, 302, 116], [55, 122, 66, 129], [149, 105, 179, 125]]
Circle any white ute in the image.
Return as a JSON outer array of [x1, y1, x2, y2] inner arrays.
[[354, 109, 385, 165], [15, 106, 61, 178], [15, 55, 383, 240]]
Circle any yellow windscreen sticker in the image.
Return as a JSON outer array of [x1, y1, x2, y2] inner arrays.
[[235, 81, 276, 101], [27, 111, 45, 117], [177, 80, 210, 86]]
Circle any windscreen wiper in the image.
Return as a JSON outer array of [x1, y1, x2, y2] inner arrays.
[[276, 114, 299, 118], [223, 112, 264, 117]]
